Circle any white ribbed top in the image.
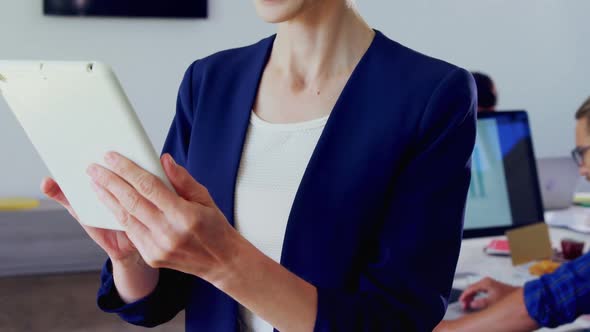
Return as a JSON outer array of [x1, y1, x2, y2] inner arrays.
[[234, 111, 329, 332]]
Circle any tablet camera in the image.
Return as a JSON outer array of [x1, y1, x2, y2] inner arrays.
[[87, 63, 94, 73], [38, 63, 48, 80]]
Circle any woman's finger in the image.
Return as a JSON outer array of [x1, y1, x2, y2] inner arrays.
[[90, 182, 152, 249], [40, 177, 79, 219], [41, 177, 69, 206], [102, 152, 180, 213], [87, 164, 169, 235], [162, 154, 214, 207]]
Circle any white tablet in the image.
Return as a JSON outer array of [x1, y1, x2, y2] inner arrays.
[[0, 61, 172, 230]]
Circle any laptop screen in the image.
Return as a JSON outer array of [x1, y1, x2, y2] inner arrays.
[[463, 111, 544, 238]]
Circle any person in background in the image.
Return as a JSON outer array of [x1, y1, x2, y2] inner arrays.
[[472, 72, 497, 112], [435, 96, 590, 332]]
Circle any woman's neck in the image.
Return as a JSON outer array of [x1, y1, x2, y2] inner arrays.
[[271, 1, 374, 83]]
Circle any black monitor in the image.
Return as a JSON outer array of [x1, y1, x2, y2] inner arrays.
[[44, 0, 207, 18], [463, 111, 545, 238]]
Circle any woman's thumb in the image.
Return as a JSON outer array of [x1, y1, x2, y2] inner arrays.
[[162, 154, 214, 206]]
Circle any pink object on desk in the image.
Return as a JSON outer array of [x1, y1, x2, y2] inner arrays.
[[484, 239, 510, 256]]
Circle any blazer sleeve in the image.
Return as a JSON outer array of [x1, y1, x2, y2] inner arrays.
[[96, 60, 202, 327], [313, 68, 477, 331]]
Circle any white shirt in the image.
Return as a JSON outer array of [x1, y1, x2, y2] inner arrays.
[[234, 111, 329, 332]]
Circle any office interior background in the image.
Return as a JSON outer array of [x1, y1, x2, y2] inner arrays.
[[2, 1, 590, 197], [1, 1, 589, 331]]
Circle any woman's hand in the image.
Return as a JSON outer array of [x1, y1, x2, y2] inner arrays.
[[459, 277, 519, 311], [87, 152, 319, 331], [86, 152, 241, 283], [42, 177, 160, 303], [41, 177, 140, 264]]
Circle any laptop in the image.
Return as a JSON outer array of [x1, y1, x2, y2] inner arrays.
[[537, 157, 580, 210], [463, 111, 545, 238]]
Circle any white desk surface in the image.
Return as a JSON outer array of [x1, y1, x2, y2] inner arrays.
[[446, 207, 590, 331], [5, 201, 590, 330]]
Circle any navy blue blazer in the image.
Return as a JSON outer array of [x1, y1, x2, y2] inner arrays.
[[97, 30, 477, 331]]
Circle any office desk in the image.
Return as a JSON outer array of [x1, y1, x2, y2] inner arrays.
[[445, 224, 590, 331], [0, 200, 107, 276]]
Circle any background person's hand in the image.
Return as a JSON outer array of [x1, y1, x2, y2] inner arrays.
[[433, 320, 460, 332], [459, 277, 518, 311], [40, 177, 141, 265]]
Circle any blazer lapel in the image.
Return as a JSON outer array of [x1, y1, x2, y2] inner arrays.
[[279, 32, 387, 279], [190, 35, 275, 227]]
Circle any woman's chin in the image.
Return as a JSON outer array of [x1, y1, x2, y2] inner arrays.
[[254, 0, 304, 23]]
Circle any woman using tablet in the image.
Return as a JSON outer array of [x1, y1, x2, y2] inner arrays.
[[42, 0, 476, 330]]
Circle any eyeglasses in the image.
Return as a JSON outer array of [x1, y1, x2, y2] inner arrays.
[[572, 146, 590, 166]]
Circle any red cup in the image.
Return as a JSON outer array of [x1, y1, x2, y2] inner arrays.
[[561, 239, 585, 260]]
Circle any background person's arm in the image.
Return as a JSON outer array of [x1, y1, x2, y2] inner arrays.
[[435, 289, 538, 332], [523, 253, 590, 328], [437, 254, 590, 332]]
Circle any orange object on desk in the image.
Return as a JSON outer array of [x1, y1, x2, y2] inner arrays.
[[529, 260, 562, 276]]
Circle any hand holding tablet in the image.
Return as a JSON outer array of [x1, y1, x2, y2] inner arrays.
[[2, 61, 240, 283], [0, 61, 171, 230]]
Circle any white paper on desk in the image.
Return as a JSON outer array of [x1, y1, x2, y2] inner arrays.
[[545, 209, 590, 233]]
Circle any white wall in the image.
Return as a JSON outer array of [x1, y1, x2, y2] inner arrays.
[[1, 0, 589, 197]]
